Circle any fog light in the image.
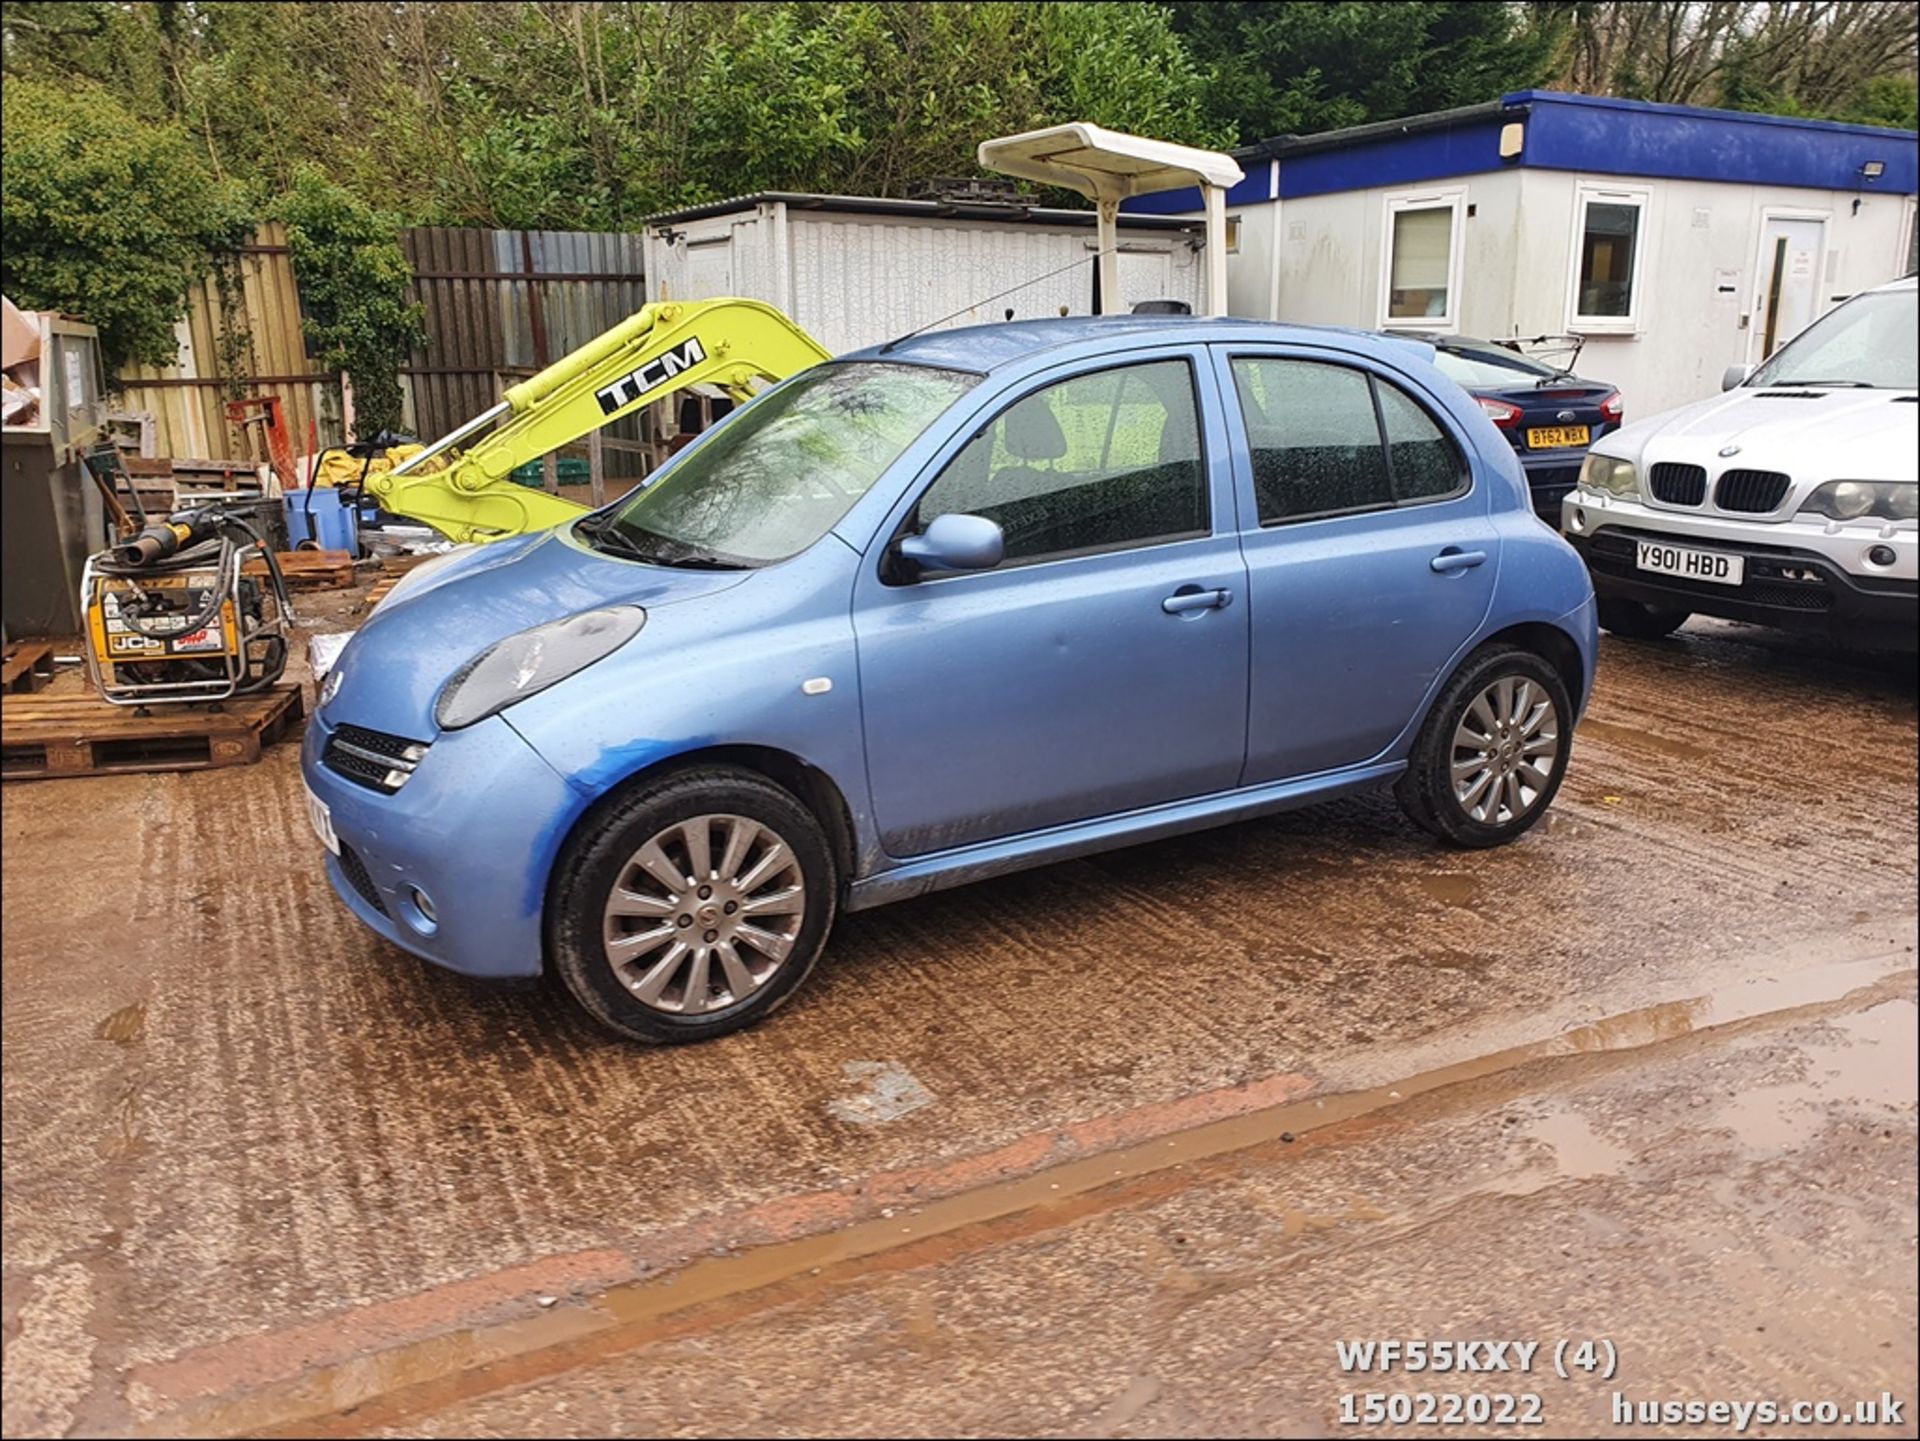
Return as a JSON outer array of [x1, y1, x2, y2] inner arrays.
[[402, 885, 438, 935], [1867, 544, 1897, 568]]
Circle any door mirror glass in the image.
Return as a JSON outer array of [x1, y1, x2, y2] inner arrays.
[[1721, 363, 1751, 392], [898, 513, 1005, 573]]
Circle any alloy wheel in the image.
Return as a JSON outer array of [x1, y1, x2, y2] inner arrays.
[[1450, 676, 1560, 826], [601, 814, 807, 1015]]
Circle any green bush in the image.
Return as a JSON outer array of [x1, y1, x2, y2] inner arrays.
[[269, 169, 423, 439], [0, 77, 247, 373]]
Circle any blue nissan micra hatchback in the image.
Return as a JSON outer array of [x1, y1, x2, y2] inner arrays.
[[304, 317, 1598, 1042]]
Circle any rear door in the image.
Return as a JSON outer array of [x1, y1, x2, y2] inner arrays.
[[1214, 346, 1501, 784], [852, 347, 1249, 857]]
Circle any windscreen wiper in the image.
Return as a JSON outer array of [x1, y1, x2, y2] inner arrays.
[[1770, 379, 1873, 388], [574, 513, 652, 560]]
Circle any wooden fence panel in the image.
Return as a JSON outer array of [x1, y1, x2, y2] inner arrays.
[[114, 222, 335, 466], [402, 226, 650, 480]]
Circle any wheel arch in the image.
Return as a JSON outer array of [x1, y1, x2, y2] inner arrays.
[[1473, 621, 1589, 716], [548, 743, 861, 904]]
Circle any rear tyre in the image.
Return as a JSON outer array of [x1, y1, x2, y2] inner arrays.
[[1396, 644, 1572, 849], [548, 766, 837, 1044], [1597, 597, 1689, 639]]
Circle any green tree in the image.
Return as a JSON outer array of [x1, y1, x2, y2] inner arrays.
[[1168, 1, 1564, 139], [269, 169, 423, 437], [0, 76, 247, 372]]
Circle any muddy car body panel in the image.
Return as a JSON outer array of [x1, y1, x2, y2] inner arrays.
[[304, 317, 1598, 981]]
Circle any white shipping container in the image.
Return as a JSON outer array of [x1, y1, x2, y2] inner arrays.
[[644, 193, 1205, 357]]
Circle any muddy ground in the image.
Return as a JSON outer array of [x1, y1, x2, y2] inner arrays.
[[2, 598, 1915, 1438]]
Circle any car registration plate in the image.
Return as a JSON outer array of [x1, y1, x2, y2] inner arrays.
[[1527, 425, 1590, 449], [1636, 540, 1744, 587], [305, 782, 340, 854]]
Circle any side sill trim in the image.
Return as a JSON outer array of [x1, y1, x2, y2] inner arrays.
[[845, 761, 1406, 912]]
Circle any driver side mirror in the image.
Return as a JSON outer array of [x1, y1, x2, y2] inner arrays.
[[1721, 363, 1752, 392], [897, 512, 1005, 575]]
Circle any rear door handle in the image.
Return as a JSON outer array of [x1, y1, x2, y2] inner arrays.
[[1430, 549, 1488, 574], [1162, 587, 1233, 615]]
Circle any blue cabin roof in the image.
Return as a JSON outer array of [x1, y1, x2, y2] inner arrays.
[[1123, 90, 1919, 214]]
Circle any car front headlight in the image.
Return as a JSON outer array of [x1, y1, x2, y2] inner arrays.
[[1578, 454, 1639, 497], [1798, 480, 1918, 523], [436, 606, 646, 730]]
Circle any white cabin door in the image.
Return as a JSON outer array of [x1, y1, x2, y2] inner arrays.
[[1750, 217, 1825, 364]]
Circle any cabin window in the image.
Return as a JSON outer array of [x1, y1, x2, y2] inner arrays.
[[1570, 186, 1649, 331], [1380, 190, 1464, 330]]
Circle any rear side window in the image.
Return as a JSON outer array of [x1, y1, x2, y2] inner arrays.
[[1230, 358, 1467, 524], [917, 359, 1207, 566], [1377, 382, 1466, 501]]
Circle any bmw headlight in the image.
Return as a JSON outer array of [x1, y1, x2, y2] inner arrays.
[[1578, 454, 1639, 497], [436, 606, 646, 730], [1798, 480, 1917, 523]]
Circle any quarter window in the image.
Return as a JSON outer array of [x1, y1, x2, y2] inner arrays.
[[1570, 187, 1647, 329], [1230, 358, 1466, 524], [916, 360, 1206, 566]]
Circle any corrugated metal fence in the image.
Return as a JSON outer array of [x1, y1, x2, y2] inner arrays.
[[116, 222, 335, 464], [402, 227, 651, 480], [114, 224, 651, 479]]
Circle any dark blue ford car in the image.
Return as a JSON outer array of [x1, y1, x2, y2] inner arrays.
[[1428, 338, 1623, 524]]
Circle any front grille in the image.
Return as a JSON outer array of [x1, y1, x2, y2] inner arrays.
[[1714, 469, 1791, 514], [337, 842, 390, 916], [1649, 463, 1707, 506], [323, 723, 430, 794]]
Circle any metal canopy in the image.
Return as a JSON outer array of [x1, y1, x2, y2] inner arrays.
[[979, 122, 1243, 317]]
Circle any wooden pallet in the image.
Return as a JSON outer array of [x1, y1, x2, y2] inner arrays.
[[2, 640, 56, 695], [244, 549, 356, 592], [1, 684, 304, 780]]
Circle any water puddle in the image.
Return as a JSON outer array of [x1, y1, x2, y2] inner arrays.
[[167, 955, 1912, 1440], [94, 1001, 146, 1046], [1712, 997, 1917, 1151], [1577, 718, 1714, 764], [1417, 873, 1480, 909]]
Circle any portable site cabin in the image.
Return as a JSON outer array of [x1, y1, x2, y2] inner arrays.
[[641, 191, 1207, 356], [1126, 90, 1920, 411]]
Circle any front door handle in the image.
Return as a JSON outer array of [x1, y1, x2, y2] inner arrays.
[[1162, 587, 1233, 615], [1430, 548, 1488, 574]]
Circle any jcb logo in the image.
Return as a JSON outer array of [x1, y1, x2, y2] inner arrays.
[[594, 337, 707, 415]]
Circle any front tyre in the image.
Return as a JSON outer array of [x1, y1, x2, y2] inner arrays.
[[1395, 644, 1572, 849], [548, 767, 837, 1043]]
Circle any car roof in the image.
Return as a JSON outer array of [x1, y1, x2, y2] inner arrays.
[[841, 315, 1434, 372]]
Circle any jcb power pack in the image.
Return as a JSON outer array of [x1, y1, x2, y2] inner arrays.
[[82, 507, 295, 706]]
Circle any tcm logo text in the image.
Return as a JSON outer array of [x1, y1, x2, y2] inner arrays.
[[595, 337, 706, 414]]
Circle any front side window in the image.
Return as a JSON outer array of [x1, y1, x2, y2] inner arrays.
[[1231, 357, 1467, 523], [915, 359, 1207, 567], [593, 362, 977, 566], [1383, 194, 1461, 327], [1571, 189, 1646, 328]]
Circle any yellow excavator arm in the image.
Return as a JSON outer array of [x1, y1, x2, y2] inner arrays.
[[364, 298, 832, 543]]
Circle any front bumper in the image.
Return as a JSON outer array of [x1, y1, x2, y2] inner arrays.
[[1562, 500, 1917, 649], [300, 711, 583, 978]]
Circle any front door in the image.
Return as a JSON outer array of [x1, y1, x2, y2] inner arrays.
[[852, 352, 1249, 857], [1217, 348, 1501, 784], [1751, 216, 1825, 364]]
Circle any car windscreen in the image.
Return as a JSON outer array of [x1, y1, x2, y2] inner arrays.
[[589, 361, 979, 566], [1748, 288, 1918, 390], [1432, 344, 1558, 388]]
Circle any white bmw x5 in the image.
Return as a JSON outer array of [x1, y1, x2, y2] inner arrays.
[[1563, 275, 1916, 652]]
